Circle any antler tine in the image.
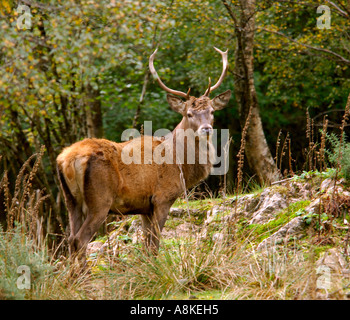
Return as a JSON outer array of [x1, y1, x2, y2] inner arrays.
[[204, 47, 228, 96], [149, 48, 190, 100], [205, 77, 211, 97], [186, 87, 191, 100]]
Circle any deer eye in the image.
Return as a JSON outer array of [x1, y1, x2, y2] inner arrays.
[[210, 110, 214, 115], [187, 112, 193, 118]]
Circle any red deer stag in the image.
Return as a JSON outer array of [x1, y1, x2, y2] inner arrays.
[[56, 47, 231, 262]]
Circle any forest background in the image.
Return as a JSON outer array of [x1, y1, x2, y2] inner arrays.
[[1, 0, 350, 241]]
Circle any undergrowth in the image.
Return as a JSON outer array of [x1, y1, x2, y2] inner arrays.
[[0, 224, 51, 300], [326, 132, 350, 181]]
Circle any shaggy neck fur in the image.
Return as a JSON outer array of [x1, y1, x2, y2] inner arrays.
[[171, 120, 214, 189]]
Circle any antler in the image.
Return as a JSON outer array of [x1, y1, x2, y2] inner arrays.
[[149, 48, 191, 100], [204, 47, 228, 96], [204, 77, 212, 97]]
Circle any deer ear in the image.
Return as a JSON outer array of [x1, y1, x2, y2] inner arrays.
[[167, 94, 186, 115], [212, 90, 231, 110]]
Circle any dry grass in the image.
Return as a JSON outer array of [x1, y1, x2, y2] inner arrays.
[[0, 179, 347, 300], [34, 218, 342, 301], [1, 146, 49, 247], [236, 106, 252, 195]]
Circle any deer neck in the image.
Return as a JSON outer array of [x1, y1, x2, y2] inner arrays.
[[171, 120, 214, 188]]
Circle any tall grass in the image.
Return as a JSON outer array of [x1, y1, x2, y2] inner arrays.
[[59, 212, 335, 300], [1, 146, 49, 246], [101, 236, 245, 299]]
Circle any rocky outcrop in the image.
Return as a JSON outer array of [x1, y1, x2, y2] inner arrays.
[[246, 189, 288, 224], [257, 216, 306, 250], [315, 248, 350, 299], [87, 176, 350, 259]]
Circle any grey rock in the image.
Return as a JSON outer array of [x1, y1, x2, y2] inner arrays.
[[305, 198, 321, 215], [316, 248, 350, 297], [205, 205, 224, 224], [316, 248, 348, 272], [212, 233, 224, 242], [169, 207, 186, 217], [257, 216, 306, 250], [86, 241, 104, 255], [129, 219, 142, 233], [320, 178, 333, 192], [250, 191, 288, 224]]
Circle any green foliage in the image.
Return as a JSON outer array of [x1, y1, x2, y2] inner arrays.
[[292, 168, 337, 181], [257, 0, 350, 111], [326, 132, 350, 180], [0, 224, 52, 300], [302, 210, 329, 229]]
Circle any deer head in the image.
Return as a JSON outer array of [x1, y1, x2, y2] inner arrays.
[[149, 47, 232, 136]]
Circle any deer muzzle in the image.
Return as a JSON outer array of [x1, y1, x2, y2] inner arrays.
[[198, 125, 213, 136]]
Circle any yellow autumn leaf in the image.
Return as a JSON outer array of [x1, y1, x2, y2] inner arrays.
[[0, 0, 11, 15], [75, 18, 82, 26]]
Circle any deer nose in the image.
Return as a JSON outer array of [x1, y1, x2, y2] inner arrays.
[[199, 125, 213, 136]]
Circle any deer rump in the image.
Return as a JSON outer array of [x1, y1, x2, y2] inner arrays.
[[57, 135, 211, 257]]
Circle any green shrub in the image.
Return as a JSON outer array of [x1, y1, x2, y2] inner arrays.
[[0, 224, 52, 300], [325, 132, 350, 181]]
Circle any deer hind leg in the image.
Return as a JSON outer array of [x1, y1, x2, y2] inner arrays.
[[70, 204, 110, 260], [67, 204, 84, 256], [61, 191, 84, 254], [57, 166, 84, 255], [141, 200, 172, 254], [69, 193, 112, 265], [69, 157, 114, 262]]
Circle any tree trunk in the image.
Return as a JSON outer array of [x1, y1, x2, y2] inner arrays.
[[133, 70, 150, 129], [85, 84, 104, 138], [229, 0, 280, 183]]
